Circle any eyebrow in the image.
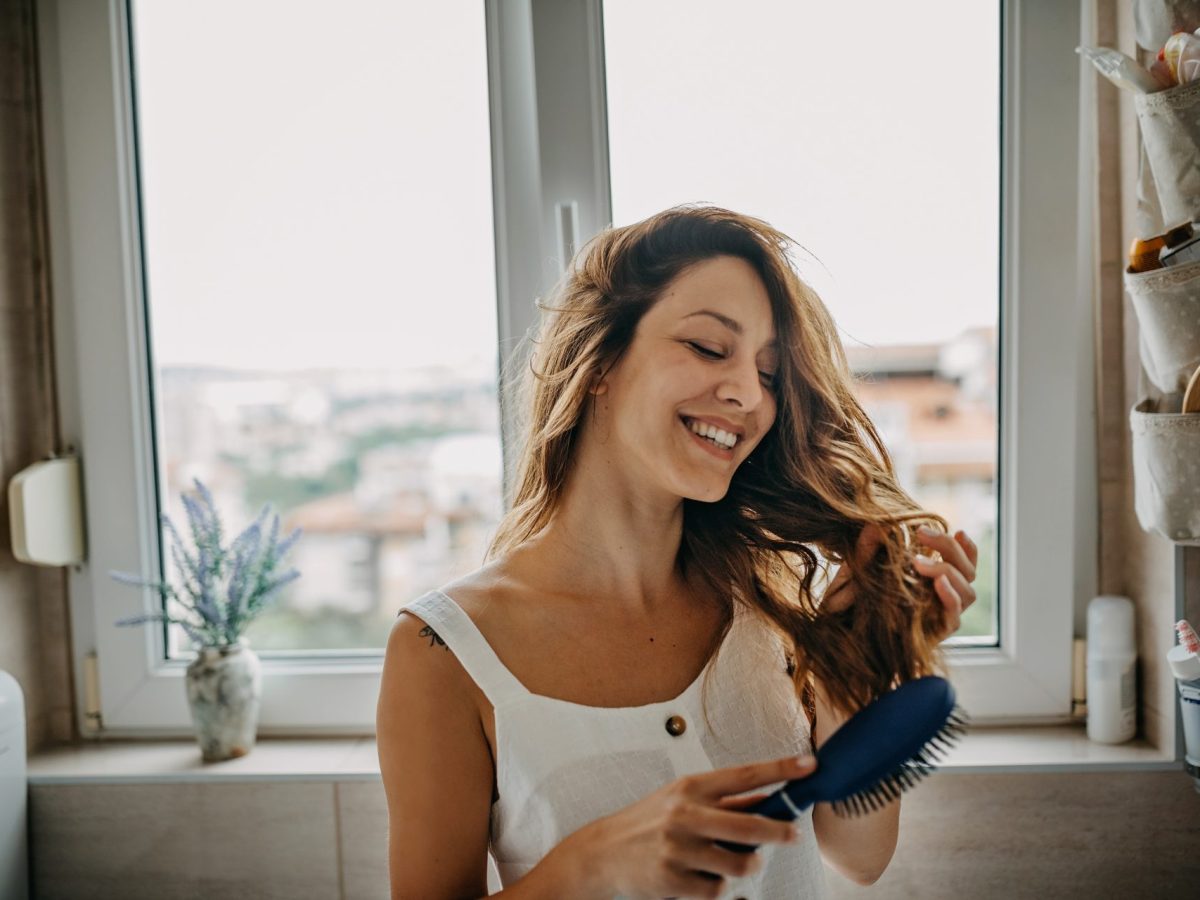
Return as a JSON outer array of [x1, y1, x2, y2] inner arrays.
[[683, 309, 744, 335], [683, 309, 778, 358]]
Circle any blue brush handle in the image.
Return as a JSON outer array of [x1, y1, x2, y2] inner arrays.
[[714, 782, 815, 853], [710, 676, 960, 857]]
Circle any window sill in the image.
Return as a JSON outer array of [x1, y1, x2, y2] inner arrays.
[[27, 737, 383, 785], [940, 721, 1178, 773], [27, 723, 1181, 786]]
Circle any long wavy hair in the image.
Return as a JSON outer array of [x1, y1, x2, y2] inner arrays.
[[488, 205, 949, 719]]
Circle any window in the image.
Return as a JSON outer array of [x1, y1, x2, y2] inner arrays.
[[131, 1, 501, 657], [39, 0, 1086, 733], [602, 0, 1001, 643]]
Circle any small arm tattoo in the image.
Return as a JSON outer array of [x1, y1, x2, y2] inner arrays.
[[418, 625, 449, 650]]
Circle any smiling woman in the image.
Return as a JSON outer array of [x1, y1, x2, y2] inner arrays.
[[377, 205, 976, 899], [587, 256, 779, 501]]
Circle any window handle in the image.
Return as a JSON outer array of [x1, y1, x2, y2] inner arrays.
[[556, 200, 580, 272]]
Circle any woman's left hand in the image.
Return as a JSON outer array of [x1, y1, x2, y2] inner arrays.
[[823, 525, 979, 640], [911, 526, 978, 640]]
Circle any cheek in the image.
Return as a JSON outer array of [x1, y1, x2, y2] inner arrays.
[[761, 395, 779, 435]]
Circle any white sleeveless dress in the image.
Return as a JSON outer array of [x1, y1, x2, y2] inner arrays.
[[400, 590, 829, 900]]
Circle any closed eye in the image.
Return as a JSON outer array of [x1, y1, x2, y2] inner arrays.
[[688, 341, 777, 389], [686, 341, 724, 360]]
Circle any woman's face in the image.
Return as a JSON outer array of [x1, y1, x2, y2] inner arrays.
[[592, 254, 779, 503]]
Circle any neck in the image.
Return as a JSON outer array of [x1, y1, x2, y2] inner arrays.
[[521, 436, 694, 619]]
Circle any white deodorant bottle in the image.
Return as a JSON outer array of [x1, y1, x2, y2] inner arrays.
[[1086, 595, 1137, 744]]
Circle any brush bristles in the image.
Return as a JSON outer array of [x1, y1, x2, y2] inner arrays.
[[830, 705, 970, 819]]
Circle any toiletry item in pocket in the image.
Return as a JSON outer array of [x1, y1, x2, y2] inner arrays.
[[1129, 235, 1169, 272], [1087, 595, 1137, 744], [1183, 365, 1200, 414], [1162, 31, 1200, 85], [1168, 620, 1200, 772], [1160, 232, 1200, 267], [1128, 221, 1195, 272], [1169, 619, 1200, 676], [1150, 54, 1176, 89], [1077, 46, 1164, 94]]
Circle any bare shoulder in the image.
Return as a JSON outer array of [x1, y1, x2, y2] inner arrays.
[[390, 558, 510, 659], [430, 557, 540, 648], [377, 576, 501, 898], [437, 558, 516, 618]]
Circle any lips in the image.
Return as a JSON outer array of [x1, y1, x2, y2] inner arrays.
[[680, 416, 737, 458]]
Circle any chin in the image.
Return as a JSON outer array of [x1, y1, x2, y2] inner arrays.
[[682, 481, 733, 504]]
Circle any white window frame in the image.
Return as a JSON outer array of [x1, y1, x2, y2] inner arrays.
[[38, 0, 1085, 736]]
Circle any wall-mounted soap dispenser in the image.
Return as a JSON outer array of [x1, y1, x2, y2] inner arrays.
[[7, 454, 85, 566]]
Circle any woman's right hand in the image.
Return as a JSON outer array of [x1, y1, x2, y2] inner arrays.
[[563, 754, 816, 900]]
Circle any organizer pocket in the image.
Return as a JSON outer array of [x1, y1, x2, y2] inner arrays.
[[1130, 397, 1200, 544], [1124, 258, 1200, 393], [1134, 78, 1200, 226]]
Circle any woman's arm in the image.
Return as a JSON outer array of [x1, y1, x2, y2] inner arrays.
[[377, 612, 494, 898], [377, 613, 602, 900], [809, 678, 900, 887]]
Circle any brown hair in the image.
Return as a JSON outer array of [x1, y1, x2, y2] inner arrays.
[[489, 204, 949, 719]]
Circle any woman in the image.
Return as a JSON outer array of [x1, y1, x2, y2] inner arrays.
[[377, 206, 977, 899]]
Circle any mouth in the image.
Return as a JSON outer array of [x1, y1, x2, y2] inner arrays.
[[680, 416, 740, 459]]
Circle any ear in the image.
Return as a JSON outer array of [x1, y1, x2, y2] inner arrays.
[[588, 373, 609, 396]]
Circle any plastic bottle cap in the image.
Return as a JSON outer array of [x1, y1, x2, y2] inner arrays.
[[1087, 595, 1136, 655], [1168, 645, 1200, 681]]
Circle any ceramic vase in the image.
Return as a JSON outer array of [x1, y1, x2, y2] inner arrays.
[[184, 638, 262, 761]]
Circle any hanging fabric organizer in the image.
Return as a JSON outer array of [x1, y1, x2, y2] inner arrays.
[[1122, 2, 1200, 545], [1134, 78, 1200, 227], [1131, 398, 1200, 544], [1124, 258, 1200, 393]]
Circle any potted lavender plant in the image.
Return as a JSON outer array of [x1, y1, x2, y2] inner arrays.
[[111, 479, 301, 761]]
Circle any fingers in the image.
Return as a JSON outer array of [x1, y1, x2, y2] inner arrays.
[[911, 546, 980, 640], [673, 842, 769, 883], [688, 756, 816, 802], [679, 802, 800, 849], [661, 865, 731, 900], [955, 529, 979, 567], [917, 526, 977, 582], [912, 556, 974, 603], [716, 791, 772, 810], [935, 574, 963, 634]]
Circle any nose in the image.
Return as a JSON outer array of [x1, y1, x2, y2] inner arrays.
[[716, 358, 766, 410]]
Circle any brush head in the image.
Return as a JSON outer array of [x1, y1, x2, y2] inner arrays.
[[711, 675, 969, 862], [787, 675, 968, 818]]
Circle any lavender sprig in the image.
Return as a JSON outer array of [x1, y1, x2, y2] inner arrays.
[[110, 480, 302, 649]]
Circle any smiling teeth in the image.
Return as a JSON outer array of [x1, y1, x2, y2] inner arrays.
[[686, 418, 737, 449]]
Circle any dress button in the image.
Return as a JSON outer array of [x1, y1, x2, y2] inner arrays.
[[665, 714, 687, 736]]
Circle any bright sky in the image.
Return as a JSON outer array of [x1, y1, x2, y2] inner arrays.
[[132, 0, 998, 373]]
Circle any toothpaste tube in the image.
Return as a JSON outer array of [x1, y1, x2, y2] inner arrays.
[[1170, 619, 1200, 680], [1077, 45, 1164, 94], [1169, 620, 1200, 776]]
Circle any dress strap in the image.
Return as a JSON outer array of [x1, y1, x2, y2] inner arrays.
[[399, 590, 530, 708]]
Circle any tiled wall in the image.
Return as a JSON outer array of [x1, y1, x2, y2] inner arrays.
[[29, 771, 1200, 899], [0, 0, 74, 754], [28, 780, 394, 900]]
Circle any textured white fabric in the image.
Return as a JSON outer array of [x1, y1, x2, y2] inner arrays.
[[1130, 397, 1200, 544], [401, 589, 829, 899], [1124, 259, 1200, 393]]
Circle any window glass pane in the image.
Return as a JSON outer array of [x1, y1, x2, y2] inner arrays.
[[603, 0, 1000, 641], [129, 0, 501, 655]]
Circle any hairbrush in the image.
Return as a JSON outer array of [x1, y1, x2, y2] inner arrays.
[[714, 675, 968, 857]]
